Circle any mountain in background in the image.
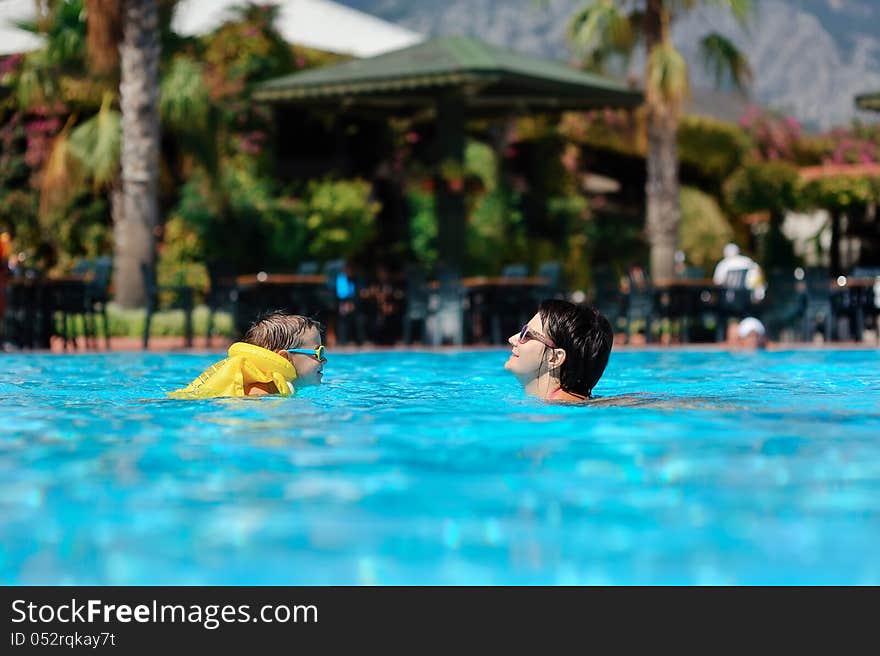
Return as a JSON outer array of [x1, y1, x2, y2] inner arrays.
[[339, 0, 880, 130]]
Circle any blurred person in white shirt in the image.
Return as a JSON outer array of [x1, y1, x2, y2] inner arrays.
[[713, 243, 766, 301]]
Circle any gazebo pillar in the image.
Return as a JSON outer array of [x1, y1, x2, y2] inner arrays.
[[830, 209, 842, 275], [433, 93, 467, 271]]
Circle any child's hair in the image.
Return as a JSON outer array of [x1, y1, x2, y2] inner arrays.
[[243, 311, 322, 351]]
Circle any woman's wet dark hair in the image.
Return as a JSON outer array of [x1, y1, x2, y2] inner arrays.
[[538, 299, 613, 398]]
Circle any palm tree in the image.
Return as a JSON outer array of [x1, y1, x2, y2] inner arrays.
[[84, 0, 161, 307], [569, 0, 753, 279]]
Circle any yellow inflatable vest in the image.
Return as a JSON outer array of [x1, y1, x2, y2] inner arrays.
[[168, 342, 297, 399]]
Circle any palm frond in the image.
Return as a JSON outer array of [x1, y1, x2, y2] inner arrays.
[[40, 116, 86, 219], [160, 57, 211, 134], [718, 0, 752, 25], [160, 56, 219, 176], [68, 91, 121, 189], [698, 32, 752, 92], [15, 52, 55, 108], [568, 0, 637, 71], [669, 0, 751, 27], [646, 42, 690, 114]]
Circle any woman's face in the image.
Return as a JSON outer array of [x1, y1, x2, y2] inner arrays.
[[504, 312, 551, 380]]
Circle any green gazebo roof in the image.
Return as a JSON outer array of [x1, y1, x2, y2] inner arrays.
[[254, 36, 642, 111], [856, 91, 880, 112]]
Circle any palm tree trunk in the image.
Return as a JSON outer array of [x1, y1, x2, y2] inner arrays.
[[644, 0, 679, 281], [113, 0, 160, 308], [645, 112, 680, 280]]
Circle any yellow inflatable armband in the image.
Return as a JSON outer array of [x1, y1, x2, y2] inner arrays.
[[168, 342, 297, 399]]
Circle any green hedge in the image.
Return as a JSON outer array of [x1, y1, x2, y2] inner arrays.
[[51, 304, 234, 338]]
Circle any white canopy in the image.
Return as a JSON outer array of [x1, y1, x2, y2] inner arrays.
[[0, 0, 423, 58], [173, 0, 423, 57], [0, 0, 45, 56]]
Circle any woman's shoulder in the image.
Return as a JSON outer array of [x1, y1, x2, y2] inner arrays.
[[548, 389, 591, 404]]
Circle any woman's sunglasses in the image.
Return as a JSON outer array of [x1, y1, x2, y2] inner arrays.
[[518, 324, 555, 349], [286, 345, 328, 363]]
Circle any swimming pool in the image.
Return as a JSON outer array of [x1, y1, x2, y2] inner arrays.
[[2, 349, 879, 584]]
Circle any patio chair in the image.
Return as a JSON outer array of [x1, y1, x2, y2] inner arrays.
[[3, 269, 44, 348], [761, 269, 805, 341], [142, 262, 194, 350], [623, 270, 656, 343], [402, 263, 429, 344], [44, 275, 89, 351], [716, 268, 752, 341], [205, 262, 238, 346], [589, 267, 625, 335], [680, 265, 706, 279], [802, 267, 833, 341], [428, 265, 466, 346], [325, 259, 364, 345], [296, 261, 319, 275], [501, 263, 528, 278], [81, 256, 112, 350], [851, 268, 880, 342], [536, 261, 563, 300]]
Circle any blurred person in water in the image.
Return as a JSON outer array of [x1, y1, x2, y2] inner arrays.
[[727, 316, 768, 350], [504, 299, 613, 403]]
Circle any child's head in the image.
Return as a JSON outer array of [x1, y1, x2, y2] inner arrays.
[[244, 311, 325, 387]]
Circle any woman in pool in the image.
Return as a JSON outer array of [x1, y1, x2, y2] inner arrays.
[[504, 299, 613, 402]]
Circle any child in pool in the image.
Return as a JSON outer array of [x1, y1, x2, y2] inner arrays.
[[170, 311, 326, 399], [505, 299, 613, 403]]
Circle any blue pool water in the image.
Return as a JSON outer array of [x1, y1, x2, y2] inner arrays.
[[1, 348, 879, 585]]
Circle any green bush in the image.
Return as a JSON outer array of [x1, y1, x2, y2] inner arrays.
[[724, 161, 801, 269], [678, 115, 749, 184], [407, 187, 438, 269], [679, 186, 734, 271], [303, 177, 380, 261], [174, 162, 307, 274], [157, 215, 209, 300]]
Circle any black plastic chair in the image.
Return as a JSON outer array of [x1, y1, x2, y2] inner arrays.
[[142, 262, 194, 350], [849, 268, 880, 341], [501, 263, 528, 278], [83, 256, 112, 350], [325, 260, 364, 345], [402, 263, 429, 345], [590, 268, 625, 334], [716, 268, 753, 341], [429, 265, 466, 345], [536, 261, 563, 300], [296, 261, 319, 275], [761, 269, 806, 341], [45, 277, 88, 351], [681, 266, 706, 279], [624, 271, 656, 343], [205, 262, 238, 346], [802, 267, 833, 341], [3, 269, 43, 348]]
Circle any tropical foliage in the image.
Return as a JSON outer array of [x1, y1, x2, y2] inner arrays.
[[568, 0, 753, 278], [2, 0, 879, 309], [0, 1, 339, 288]]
